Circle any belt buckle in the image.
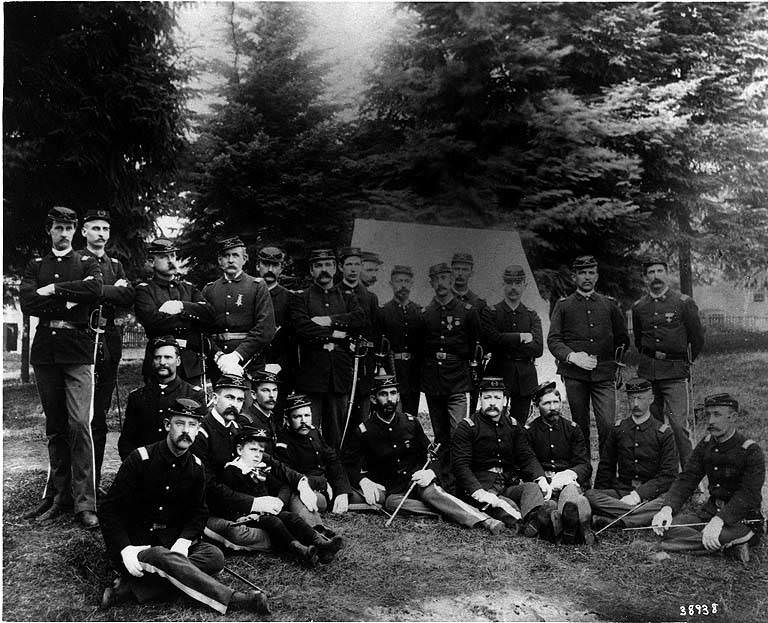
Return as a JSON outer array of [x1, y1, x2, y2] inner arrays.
[[176, 339, 188, 348], [436, 352, 447, 360], [323, 343, 334, 352], [654, 351, 666, 360]]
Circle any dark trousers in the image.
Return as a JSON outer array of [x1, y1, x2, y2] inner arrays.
[[93, 329, 121, 487], [563, 377, 615, 458], [425, 392, 469, 489], [308, 392, 349, 449], [508, 394, 533, 425], [248, 511, 316, 550], [128, 542, 231, 613], [35, 363, 96, 513], [584, 488, 658, 528], [400, 391, 422, 419]]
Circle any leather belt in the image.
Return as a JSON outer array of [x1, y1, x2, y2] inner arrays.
[[434, 352, 461, 361], [393, 352, 412, 361], [214, 332, 249, 341], [640, 347, 686, 361], [41, 320, 82, 330], [149, 523, 167, 531]]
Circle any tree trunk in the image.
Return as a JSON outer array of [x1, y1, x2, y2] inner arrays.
[[676, 208, 694, 297], [21, 314, 30, 383]]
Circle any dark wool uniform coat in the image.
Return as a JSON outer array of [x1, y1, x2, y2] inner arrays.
[[524, 415, 592, 488], [275, 427, 352, 497], [376, 299, 424, 397], [263, 283, 294, 371]]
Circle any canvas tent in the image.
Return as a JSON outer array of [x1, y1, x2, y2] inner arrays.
[[351, 219, 559, 393]]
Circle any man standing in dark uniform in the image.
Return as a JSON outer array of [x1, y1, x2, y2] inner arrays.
[[134, 238, 213, 386], [360, 251, 383, 288], [452, 377, 550, 536], [289, 248, 365, 448], [525, 381, 594, 544], [482, 264, 543, 423], [651, 393, 764, 559], [451, 252, 486, 309], [20, 206, 103, 528], [376, 264, 423, 417], [118, 336, 204, 460], [586, 379, 678, 530], [338, 246, 379, 426], [344, 375, 505, 534], [632, 257, 705, 468], [547, 255, 629, 456], [202, 236, 276, 380], [419, 262, 482, 484], [99, 397, 269, 613], [80, 209, 134, 489]]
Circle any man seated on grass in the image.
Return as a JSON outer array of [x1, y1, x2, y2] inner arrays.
[[99, 398, 269, 614], [452, 377, 550, 537], [586, 378, 678, 531], [525, 381, 595, 545], [649, 393, 765, 560], [343, 374, 506, 535]]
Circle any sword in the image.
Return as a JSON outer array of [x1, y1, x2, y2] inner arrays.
[[385, 442, 440, 527], [687, 343, 696, 445], [200, 333, 209, 404], [595, 499, 651, 535], [614, 345, 626, 420], [222, 566, 265, 593], [340, 335, 371, 449], [622, 519, 765, 532], [375, 336, 391, 377]]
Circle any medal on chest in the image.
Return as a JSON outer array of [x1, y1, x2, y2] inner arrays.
[[235, 293, 243, 307], [665, 312, 674, 323]]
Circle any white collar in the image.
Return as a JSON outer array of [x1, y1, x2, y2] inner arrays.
[[212, 409, 239, 429], [576, 289, 594, 298], [51, 247, 71, 258], [649, 287, 670, 299]]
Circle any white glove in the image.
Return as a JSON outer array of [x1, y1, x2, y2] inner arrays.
[[159, 300, 183, 315], [411, 468, 436, 488], [651, 506, 674, 536], [619, 490, 642, 506], [298, 478, 319, 512], [216, 352, 243, 375], [702, 516, 724, 551], [36, 284, 56, 296], [120, 545, 150, 577], [264, 363, 282, 375], [550, 469, 578, 491], [250, 496, 284, 515], [311, 315, 332, 327], [536, 476, 553, 501], [520, 332, 533, 344], [568, 351, 598, 370], [359, 477, 386, 505], [331, 330, 347, 339], [114, 278, 130, 287], [169, 538, 191, 557], [332, 493, 349, 514], [471, 489, 498, 506]]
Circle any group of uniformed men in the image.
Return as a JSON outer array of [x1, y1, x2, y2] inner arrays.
[[18, 206, 765, 614]]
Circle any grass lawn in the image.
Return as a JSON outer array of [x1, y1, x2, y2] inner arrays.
[[3, 348, 768, 622]]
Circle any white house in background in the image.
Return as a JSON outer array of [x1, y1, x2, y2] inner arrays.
[[694, 269, 768, 332]]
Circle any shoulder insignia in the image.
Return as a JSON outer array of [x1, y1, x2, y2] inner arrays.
[[275, 442, 288, 449], [465, 303, 472, 310], [680, 294, 690, 301], [603, 294, 616, 301], [34, 258, 42, 262], [558, 296, 568, 302], [524, 423, 530, 430], [570, 420, 577, 428], [204, 281, 215, 289], [406, 413, 415, 421], [743, 439, 756, 449], [192, 385, 202, 392], [254, 277, 263, 283], [614, 420, 622, 427], [358, 423, 367, 433], [632, 298, 643, 308], [137, 447, 149, 461], [81, 255, 90, 261], [198, 428, 209, 439], [703, 434, 712, 442], [463, 416, 475, 427], [137, 282, 148, 287], [658, 423, 670, 433], [110, 257, 119, 263], [508, 416, 518, 426], [193, 454, 202, 466]]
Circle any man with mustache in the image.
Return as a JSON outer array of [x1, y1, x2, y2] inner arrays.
[[547, 255, 630, 458], [79, 209, 134, 491], [525, 381, 594, 545], [344, 375, 505, 535], [275, 393, 349, 561], [238, 369, 281, 451], [289, 248, 365, 448], [585, 378, 679, 531], [376, 265, 424, 417], [482, 265, 543, 423], [360, 251, 383, 288], [118, 336, 204, 460], [20, 206, 103, 528], [650, 393, 764, 559], [450, 252, 486, 310], [632, 257, 705, 468], [99, 398, 269, 614], [203, 236, 276, 381], [419, 262, 483, 487], [193, 374, 317, 553], [134, 238, 214, 386], [338, 246, 380, 426], [452, 377, 549, 537]]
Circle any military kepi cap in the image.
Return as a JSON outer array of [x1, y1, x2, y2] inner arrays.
[[285, 392, 313, 412], [704, 393, 739, 411], [48, 206, 78, 224], [571, 255, 598, 271], [337, 246, 362, 262], [148, 237, 179, 255], [235, 426, 270, 444], [168, 398, 206, 420], [371, 374, 398, 394], [428, 262, 453, 279], [391, 264, 414, 278], [479, 376, 506, 392], [362, 251, 382, 265], [451, 252, 474, 266], [217, 236, 246, 254], [503, 264, 526, 283], [258, 246, 285, 262], [642, 256, 668, 270], [247, 369, 279, 386], [83, 209, 111, 224], [308, 248, 336, 263], [533, 381, 558, 404], [215, 374, 249, 392], [625, 378, 653, 394], [149, 335, 180, 353]]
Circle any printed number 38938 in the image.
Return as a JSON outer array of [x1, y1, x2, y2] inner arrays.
[[680, 604, 718, 616]]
